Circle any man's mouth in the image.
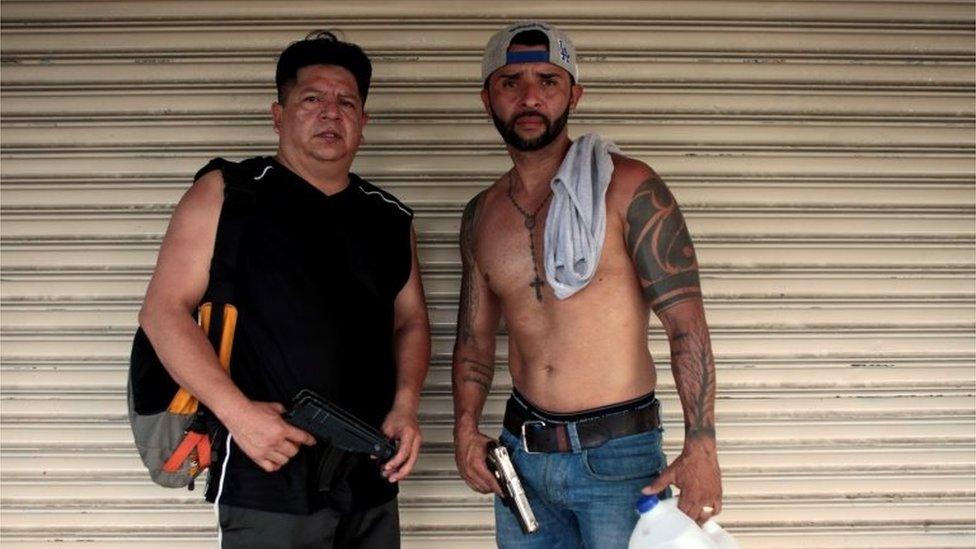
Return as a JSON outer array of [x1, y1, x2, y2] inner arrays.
[[514, 113, 546, 128], [316, 130, 342, 140]]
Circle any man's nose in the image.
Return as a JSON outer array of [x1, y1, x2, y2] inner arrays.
[[518, 82, 543, 109], [319, 98, 340, 119]]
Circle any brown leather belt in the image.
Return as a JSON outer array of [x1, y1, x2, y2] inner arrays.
[[503, 396, 661, 453]]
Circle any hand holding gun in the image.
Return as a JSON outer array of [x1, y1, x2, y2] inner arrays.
[[283, 389, 397, 461], [487, 440, 539, 534]]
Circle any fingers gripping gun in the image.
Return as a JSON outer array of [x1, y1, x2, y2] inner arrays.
[[487, 441, 539, 535], [282, 389, 398, 492], [283, 389, 396, 460]]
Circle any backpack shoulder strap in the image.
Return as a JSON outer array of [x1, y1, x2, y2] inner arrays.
[[199, 156, 275, 304]]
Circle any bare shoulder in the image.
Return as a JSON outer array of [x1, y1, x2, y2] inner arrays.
[[460, 188, 487, 228], [144, 168, 227, 312], [461, 174, 507, 226], [178, 168, 225, 215], [481, 173, 509, 206], [606, 153, 665, 215], [161, 168, 226, 249]]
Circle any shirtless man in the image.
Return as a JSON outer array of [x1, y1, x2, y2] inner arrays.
[[451, 21, 723, 547]]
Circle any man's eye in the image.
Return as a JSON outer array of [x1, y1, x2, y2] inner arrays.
[[303, 96, 319, 103]]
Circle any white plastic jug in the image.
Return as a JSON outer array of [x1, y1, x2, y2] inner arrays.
[[628, 495, 740, 549], [702, 519, 740, 549]]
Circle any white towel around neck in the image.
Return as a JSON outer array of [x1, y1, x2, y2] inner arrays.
[[543, 133, 620, 299]]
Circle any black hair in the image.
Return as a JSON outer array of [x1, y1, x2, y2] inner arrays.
[[275, 30, 372, 104]]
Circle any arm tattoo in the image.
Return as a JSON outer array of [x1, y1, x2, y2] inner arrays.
[[456, 191, 486, 344], [665, 316, 716, 441], [458, 357, 494, 394], [625, 176, 702, 313]]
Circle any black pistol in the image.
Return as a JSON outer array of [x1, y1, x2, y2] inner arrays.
[[283, 389, 396, 461]]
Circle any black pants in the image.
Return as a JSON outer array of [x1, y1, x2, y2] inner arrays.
[[217, 499, 399, 549]]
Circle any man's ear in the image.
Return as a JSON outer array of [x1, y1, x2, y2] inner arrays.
[[360, 111, 370, 143], [569, 84, 584, 112], [271, 101, 283, 135], [480, 87, 492, 117]]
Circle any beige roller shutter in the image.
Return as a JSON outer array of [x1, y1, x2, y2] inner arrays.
[[2, 1, 974, 547]]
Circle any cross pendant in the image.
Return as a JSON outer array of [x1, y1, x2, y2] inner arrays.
[[529, 276, 545, 301]]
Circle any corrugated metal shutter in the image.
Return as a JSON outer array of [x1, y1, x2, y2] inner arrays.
[[2, 1, 974, 547]]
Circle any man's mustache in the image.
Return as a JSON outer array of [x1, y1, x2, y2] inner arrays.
[[512, 111, 549, 124]]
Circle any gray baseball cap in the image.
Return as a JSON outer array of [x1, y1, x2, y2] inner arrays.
[[481, 21, 579, 84]]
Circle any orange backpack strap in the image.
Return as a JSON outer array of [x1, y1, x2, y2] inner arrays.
[[166, 303, 237, 414], [163, 303, 238, 473]]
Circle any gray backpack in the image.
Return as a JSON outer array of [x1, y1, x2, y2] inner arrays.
[[128, 157, 266, 489]]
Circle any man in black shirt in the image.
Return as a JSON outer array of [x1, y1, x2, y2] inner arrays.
[[139, 32, 430, 548]]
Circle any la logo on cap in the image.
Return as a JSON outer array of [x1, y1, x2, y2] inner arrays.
[[558, 40, 570, 63]]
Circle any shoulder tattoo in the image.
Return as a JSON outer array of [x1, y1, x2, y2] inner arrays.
[[625, 176, 702, 313], [456, 191, 486, 344]]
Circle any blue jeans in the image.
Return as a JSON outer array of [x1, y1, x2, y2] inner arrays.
[[494, 425, 670, 548]]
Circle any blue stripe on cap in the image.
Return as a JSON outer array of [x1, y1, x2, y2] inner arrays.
[[506, 50, 550, 64]]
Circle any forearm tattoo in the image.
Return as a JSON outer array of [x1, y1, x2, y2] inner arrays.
[[456, 192, 485, 345], [458, 357, 494, 394], [625, 176, 702, 313], [664, 315, 716, 441], [454, 192, 493, 394]]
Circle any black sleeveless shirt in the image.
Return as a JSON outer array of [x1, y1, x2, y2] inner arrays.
[[203, 157, 414, 514]]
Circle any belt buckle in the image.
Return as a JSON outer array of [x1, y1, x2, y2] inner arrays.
[[520, 420, 546, 454]]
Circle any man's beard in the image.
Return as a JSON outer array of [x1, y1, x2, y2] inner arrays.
[[491, 105, 570, 152]]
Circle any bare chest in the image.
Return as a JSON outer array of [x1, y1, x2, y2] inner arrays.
[[475, 200, 549, 301], [473, 194, 637, 305]]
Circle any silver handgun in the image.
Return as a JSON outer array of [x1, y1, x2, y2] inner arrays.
[[486, 441, 539, 535]]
